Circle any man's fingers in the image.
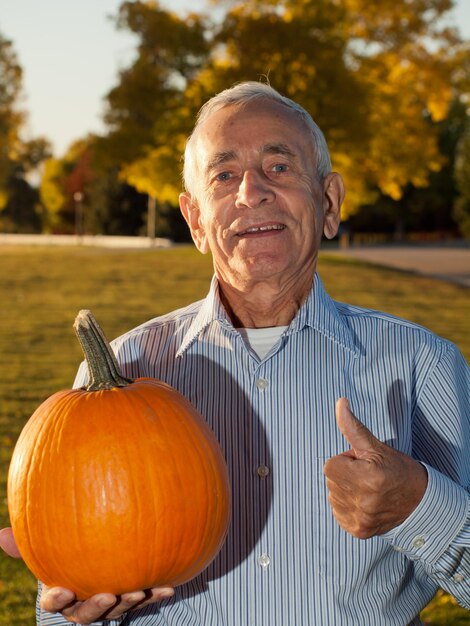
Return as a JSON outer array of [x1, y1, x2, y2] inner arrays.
[[40, 585, 175, 624], [102, 591, 147, 619], [323, 454, 356, 484], [58, 594, 116, 624], [0, 528, 22, 558], [142, 586, 175, 604], [40, 586, 77, 614], [40, 586, 115, 624], [103, 588, 174, 620], [63, 588, 175, 623]]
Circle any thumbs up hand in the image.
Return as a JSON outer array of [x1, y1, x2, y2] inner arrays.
[[323, 398, 428, 538]]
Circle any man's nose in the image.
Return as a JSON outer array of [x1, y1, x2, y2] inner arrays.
[[235, 169, 275, 209]]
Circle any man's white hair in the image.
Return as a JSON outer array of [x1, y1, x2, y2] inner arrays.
[[182, 81, 332, 196]]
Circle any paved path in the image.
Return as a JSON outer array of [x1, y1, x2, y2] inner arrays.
[[323, 245, 470, 288], [0, 233, 172, 249]]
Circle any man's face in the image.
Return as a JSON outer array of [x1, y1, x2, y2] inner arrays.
[[180, 99, 342, 290]]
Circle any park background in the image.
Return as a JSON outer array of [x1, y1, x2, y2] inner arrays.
[[1, 0, 470, 623], [1, 0, 470, 241]]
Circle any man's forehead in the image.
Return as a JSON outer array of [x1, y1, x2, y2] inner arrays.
[[195, 101, 312, 162], [206, 143, 297, 169], [200, 99, 305, 133]]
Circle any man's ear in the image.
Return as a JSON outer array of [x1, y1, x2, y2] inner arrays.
[[322, 172, 345, 240], [179, 192, 209, 254]]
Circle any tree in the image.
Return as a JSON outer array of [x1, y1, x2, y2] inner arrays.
[[86, 172, 149, 236], [349, 98, 469, 239], [0, 137, 51, 233], [75, 0, 468, 237], [83, 1, 211, 235], [97, 1, 209, 167], [0, 31, 51, 232], [39, 139, 95, 233], [0, 32, 25, 210], [40, 157, 68, 231], [454, 118, 470, 239], [203, 0, 464, 218]]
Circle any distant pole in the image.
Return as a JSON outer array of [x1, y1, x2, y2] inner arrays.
[[147, 195, 156, 245], [74, 192, 84, 241]]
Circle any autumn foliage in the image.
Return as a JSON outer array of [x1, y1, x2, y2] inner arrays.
[[1, 0, 470, 235]]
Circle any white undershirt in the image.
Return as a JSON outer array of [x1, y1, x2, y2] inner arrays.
[[237, 326, 288, 359]]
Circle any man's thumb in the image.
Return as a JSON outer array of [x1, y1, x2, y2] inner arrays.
[[0, 527, 22, 559], [335, 397, 381, 457]]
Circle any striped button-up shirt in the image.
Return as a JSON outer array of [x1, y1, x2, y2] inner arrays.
[[38, 274, 470, 626]]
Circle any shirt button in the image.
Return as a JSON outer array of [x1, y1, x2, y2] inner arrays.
[[255, 378, 268, 390], [257, 465, 270, 478], [257, 553, 271, 569], [411, 536, 426, 549], [453, 573, 464, 583]]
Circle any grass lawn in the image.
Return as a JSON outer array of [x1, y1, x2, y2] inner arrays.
[[0, 244, 468, 625]]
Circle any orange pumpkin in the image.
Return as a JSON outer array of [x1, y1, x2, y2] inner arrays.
[[7, 310, 231, 600]]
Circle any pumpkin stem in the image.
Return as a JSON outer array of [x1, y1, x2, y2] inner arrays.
[[73, 310, 132, 391]]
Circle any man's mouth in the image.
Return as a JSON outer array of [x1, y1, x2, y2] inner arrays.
[[237, 224, 286, 237]]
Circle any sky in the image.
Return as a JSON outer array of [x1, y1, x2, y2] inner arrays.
[[1, 0, 469, 157]]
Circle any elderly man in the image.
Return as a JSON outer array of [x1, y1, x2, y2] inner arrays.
[[2, 82, 469, 625]]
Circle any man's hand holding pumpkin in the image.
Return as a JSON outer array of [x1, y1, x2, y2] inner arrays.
[[39, 584, 174, 623], [0, 527, 174, 624]]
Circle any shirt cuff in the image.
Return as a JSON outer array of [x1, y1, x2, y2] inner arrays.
[[381, 463, 469, 564]]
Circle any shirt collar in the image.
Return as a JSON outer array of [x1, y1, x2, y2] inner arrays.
[[177, 273, 361, 358], [287, 273, 361, 356], [176, 276, 233, 356]]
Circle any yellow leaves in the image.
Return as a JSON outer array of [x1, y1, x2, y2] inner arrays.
[[63, 139, 90, 164], [199, 1, 460, 214], [119, 143, 184, 206], [380, 180, 403, 201], [34, 0, 464, 232], [345, 40, 452, 203], [39, 158, 67, 216], [426, 86, 452, 122], [369, 127, 444, 200], [0, 190, 8, 211], [330, 151, 378, 219], [283, 8, 294, 23]]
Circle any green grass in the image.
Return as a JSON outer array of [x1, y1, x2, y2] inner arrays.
[[0, 244, 468, 625]]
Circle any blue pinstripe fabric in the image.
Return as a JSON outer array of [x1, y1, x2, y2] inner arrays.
[[37, 274, 469, 625]]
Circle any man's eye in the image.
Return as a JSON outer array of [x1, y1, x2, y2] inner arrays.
[[271, 163, 288, 173], [216, 171, 231, 181]]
